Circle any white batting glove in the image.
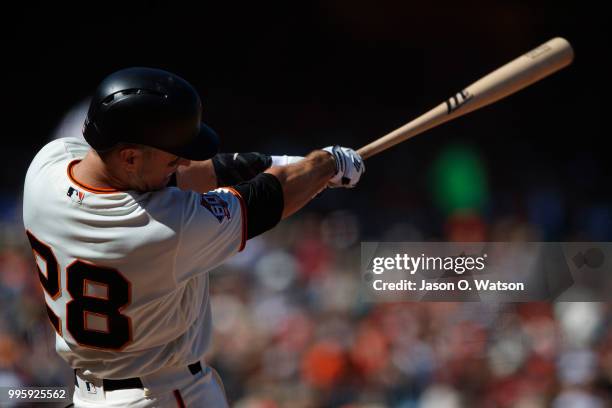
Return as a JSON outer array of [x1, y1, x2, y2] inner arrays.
[[322, 145, 365, 188]]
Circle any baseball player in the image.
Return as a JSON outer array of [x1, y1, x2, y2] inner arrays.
[[22, 67, 364, 407]]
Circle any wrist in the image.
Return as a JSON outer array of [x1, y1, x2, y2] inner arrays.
[[310, 150, 336, 177]]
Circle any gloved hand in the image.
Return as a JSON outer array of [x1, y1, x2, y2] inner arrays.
[[322, 145, 365, 188]]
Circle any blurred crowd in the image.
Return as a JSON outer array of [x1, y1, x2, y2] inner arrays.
[[1, 208, 612, 407], [2, 87, 611, 406]]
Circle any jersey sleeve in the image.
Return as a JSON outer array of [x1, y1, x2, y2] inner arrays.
[[23, 138, 90, 187], [173, 187, 246, 283], [61, 137, 91, 159]]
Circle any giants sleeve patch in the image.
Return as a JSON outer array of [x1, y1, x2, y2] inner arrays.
[[200, 193, 231, 223]]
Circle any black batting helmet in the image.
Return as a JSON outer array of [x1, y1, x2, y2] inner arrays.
[[83, 67, 219, 161]]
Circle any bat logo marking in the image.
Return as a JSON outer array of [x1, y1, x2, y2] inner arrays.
[[445, 90, 473, 114]]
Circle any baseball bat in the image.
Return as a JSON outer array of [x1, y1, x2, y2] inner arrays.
[[357, 37, 574, 159]]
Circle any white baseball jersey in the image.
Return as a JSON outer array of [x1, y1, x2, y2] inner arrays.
[[22, 137, 246, 379]]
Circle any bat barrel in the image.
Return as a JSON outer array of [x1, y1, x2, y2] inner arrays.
[[458, 37, 574, 117], [356, 37, 574, 160]]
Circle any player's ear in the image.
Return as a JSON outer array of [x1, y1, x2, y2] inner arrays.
[[118, 147, 143, 171]]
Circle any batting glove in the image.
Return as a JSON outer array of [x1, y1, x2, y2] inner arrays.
[[322, 145, 365, 188]]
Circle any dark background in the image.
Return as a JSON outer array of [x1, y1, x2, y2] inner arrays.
[[1, 2, 607, 239]]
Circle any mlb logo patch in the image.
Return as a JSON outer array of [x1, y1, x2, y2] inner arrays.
[[67, 186, 85, 204], [201, 193, 231, 223]]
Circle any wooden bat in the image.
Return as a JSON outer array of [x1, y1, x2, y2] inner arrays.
[[357, 37, 574, 159]]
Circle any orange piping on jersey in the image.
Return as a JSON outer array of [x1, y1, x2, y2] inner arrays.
[[173, 390, 186, 408], [26, 230, 62, 335], [30, 243, 62, 301], [45, 304, 62, 336], [225, 187, 247, 252], [67, 160, 121, 194], [65, 258, 133, 352]]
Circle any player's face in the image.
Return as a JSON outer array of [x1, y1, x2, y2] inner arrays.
[[130, 148, 189, 191]]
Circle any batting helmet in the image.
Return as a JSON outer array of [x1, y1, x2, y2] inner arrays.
[[83, 67, 219, 161]]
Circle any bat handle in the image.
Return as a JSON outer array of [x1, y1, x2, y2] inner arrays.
[[356, 147, 372, 160]]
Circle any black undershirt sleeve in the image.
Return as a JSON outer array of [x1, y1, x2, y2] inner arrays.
[[213, 153, 272, 187], [232, 173, 284, 239], [168, 152, 271, 189]]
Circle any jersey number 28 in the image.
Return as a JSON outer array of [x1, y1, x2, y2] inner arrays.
[[26, 231, 132, 350]]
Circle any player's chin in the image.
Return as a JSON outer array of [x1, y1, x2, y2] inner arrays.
[[145, 174, 173, 191], [153, 181, 169, 191], [157, 176, 173, 190], [142, 180, 168, 192]]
